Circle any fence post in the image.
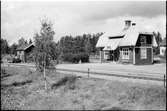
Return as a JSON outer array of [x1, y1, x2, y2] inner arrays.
[[164, 74, 166, 88], [88, 68, 89, 78]]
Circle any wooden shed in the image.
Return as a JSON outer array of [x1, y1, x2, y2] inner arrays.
[[16, 43, 35, 62]]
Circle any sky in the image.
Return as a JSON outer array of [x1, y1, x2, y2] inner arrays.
[[1, 0, 166, 45]]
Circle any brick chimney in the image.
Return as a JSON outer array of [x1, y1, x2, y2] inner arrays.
[[124, 20, 131, 30]]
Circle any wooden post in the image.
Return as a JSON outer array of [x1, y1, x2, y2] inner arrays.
[[44, 53, 47, 91], [100, 50, 102, 63], [88, 68, 90, 78], [164, 74, 166, 88], [113, 50, 115, 62]]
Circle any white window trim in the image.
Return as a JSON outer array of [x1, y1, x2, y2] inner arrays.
[[104, 51, 109, 59], [140, 48, 147, 59], [122, 48, 130, 60]]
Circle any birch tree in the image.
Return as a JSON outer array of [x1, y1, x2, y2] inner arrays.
[[33, 19, 56, 71]]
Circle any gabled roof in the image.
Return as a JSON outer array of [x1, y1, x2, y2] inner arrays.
[[96, 30, 125, 48], [96, 24, 158, 50], [16, 43, 35, 51], [96, 32, 111, 48], [118, 26, 157, 47], [119, 26, 158, 47], [118, 27, 139, 46]]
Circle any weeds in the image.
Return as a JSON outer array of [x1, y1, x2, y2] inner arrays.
[[1, 68, 11, 78], [12, 80, 32, 87], [1, 66, 166, 110], [51, 75, 79, 90]]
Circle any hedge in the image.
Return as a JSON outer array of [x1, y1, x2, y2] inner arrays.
[[62, 53, 89, 63]]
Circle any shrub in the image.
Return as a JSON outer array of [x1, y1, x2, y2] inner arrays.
[[12, 58, 21, 63], [62, 53, 89, 63], [51, 75, 78, 90]]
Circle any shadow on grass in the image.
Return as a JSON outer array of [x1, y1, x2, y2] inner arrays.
[[51, 76, 80, 90], [12, 80, 32, 86], [1, 80, 33, 89], [102, 106, 124, 110], [1, 74, 12, 78]]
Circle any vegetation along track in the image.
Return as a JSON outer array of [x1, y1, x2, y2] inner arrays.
[[3, 63, 166, 83]]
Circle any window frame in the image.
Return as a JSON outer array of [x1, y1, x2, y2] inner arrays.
[[140, 48, 147, 59], [140, 36, 147, 45], [122, 48, 130, 60]]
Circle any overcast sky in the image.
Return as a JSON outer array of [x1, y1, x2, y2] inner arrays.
[[1, 1, 166, 45]]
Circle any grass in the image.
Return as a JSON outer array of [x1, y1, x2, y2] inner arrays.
[[1, 65, 166, 110], [51, 75, 79, 90]]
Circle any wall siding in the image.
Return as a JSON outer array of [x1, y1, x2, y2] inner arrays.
[[119, 47, 133, 64], [135, 47, 152, 65]]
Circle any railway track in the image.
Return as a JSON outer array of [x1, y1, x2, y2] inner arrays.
[[2, 63, 166, 83]]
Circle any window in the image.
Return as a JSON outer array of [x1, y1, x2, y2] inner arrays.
[[140, 36, 146, 45], [107, 46, 111, 49], [104, 51, 109, 59], [122, 48, 129, 59], [140, 48, 147, 59]]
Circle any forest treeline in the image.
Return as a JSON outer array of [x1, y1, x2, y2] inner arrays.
[[1, 32, 103, 63], [57, 33, 103, 63], [1, 17, 165, 64]]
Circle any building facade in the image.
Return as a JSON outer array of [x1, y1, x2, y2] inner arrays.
[[96, 20, 157, 65], [160, 38, 166, 56]]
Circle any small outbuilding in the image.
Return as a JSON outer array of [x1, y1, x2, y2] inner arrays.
[[96, 20, 158, 65], [16, 43, 35, 62], [159, 38, 166, 56]]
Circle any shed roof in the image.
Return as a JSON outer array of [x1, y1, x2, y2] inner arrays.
[[16, 43, 34, 51]]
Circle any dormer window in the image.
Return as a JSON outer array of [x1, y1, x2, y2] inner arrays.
[[140, 36, 146, 45]]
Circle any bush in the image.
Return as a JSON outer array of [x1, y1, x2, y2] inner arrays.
[[26, 53, 34, 63], [12, 58, 21, 63], [51, 75, 78, 90], [62, 53, 89, 63]]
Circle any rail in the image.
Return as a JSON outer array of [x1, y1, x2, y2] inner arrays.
[[55, 68, 164, 82], [2, 63, 166, 86]]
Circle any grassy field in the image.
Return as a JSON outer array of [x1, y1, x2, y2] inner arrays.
[[1, 65, 166, 110]]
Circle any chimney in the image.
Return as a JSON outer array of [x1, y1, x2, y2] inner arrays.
[[132, 23, 136, 26], [124, 20, 131, 30]]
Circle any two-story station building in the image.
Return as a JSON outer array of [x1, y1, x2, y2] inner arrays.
[[96, 20, 158, 65]]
